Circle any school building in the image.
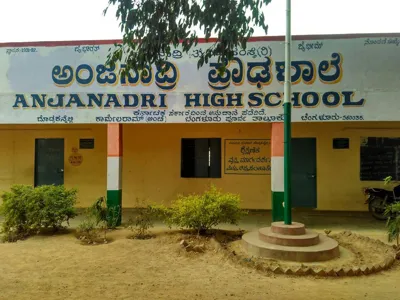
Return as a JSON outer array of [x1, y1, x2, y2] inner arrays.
[[0, 33, 399, 212]]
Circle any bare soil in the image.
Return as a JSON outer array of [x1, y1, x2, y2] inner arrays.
[[0, 229, 399, 300]]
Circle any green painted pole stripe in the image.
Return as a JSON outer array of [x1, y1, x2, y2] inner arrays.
[[283, 103, 292, 225], [107, 189, 122, 226], [283, 0, 292, 225], [272, 191, 284, 222]]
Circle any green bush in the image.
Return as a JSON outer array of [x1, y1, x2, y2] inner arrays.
[[0, 184, 77, 242], [87, 196, 120, 229], [76, 216, 108, 244], [34, 185, 77, 230], [0, 185, 36, 240], [383, 177, 400, 247], [385, 202, 400, 247], [75, 197, 120, 244], [76, 216, 98, 243], [127, 198, 155, 239], [156, 185, 247, 235]]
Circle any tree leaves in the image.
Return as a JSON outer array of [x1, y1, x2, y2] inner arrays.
[[105, 0, 271, 74]]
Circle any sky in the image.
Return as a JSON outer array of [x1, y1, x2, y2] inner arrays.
[[0, 0, 398, 43]]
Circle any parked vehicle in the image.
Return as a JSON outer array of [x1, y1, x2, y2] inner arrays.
[[363, 184, 400, 220]]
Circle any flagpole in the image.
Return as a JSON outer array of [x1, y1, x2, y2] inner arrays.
[[283, 0, 292, 225]]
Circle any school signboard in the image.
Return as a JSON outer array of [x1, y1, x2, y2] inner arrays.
[[0, 34, 400, 124]]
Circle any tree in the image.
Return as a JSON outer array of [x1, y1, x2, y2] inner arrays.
[[104, 0, 270, 74]]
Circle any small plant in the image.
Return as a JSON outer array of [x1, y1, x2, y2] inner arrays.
[[76, 217, 100, 244], [0, 184, 77, 242], [89, 197, 108, 224], [107, 206, 121, 229], [385, 202, 400, 247], [156, 185, 247, 236], [75, 197, 120, 244], [88, 196, 120, 229], [127, 198, 155, 239], [385, 176, 393, 186], [383, 176, 400, 247]]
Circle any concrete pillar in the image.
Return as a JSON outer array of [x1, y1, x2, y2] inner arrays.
[[107, 123, 122, 226], [271, 122, 284, 221]]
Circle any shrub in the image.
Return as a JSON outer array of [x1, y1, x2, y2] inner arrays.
[[88, 196, 120, 229], [34, 185, 77, 230], [107, 206, 121, 229], [127, 198, 155, 239], [76, 216, 108, 244], [383, 176, 400, 247], [76, 216, 100, 243], [0, 184, 77, 242], [157, 185, 247, 235], [75, 196, 120, 244], [0, 185, 36, 240], [385, 202, 400, 247]]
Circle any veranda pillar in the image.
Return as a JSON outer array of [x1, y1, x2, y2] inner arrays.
[[107, 123, 122, 226]]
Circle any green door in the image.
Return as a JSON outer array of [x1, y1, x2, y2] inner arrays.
[[34, 138, 65, 186], [291, 138, 317, 208]]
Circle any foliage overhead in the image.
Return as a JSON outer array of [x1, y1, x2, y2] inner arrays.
[[104, 0, 270, 74]]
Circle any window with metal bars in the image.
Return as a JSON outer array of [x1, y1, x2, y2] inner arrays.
[[181, 138, 221, 178]]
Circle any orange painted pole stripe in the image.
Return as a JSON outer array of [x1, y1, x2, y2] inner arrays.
[[271, 122, 284, 157], [107, 123, 123, 157]]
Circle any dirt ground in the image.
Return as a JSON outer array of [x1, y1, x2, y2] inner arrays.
[[0, 227, 399, 300]]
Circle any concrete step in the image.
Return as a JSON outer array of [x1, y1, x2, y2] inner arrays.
[[259, 227, 320, 247], [242, 230, 340, 262], [271, 221, 306, 235]]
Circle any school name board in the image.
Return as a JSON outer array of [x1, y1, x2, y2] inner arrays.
[[224, 139, 271, 175], [1, 35, 400, 124]]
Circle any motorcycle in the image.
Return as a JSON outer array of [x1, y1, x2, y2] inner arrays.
[[363, 184, 400, 220]]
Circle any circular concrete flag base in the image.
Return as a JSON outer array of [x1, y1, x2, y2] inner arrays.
[[242, 222, 340, 262]]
